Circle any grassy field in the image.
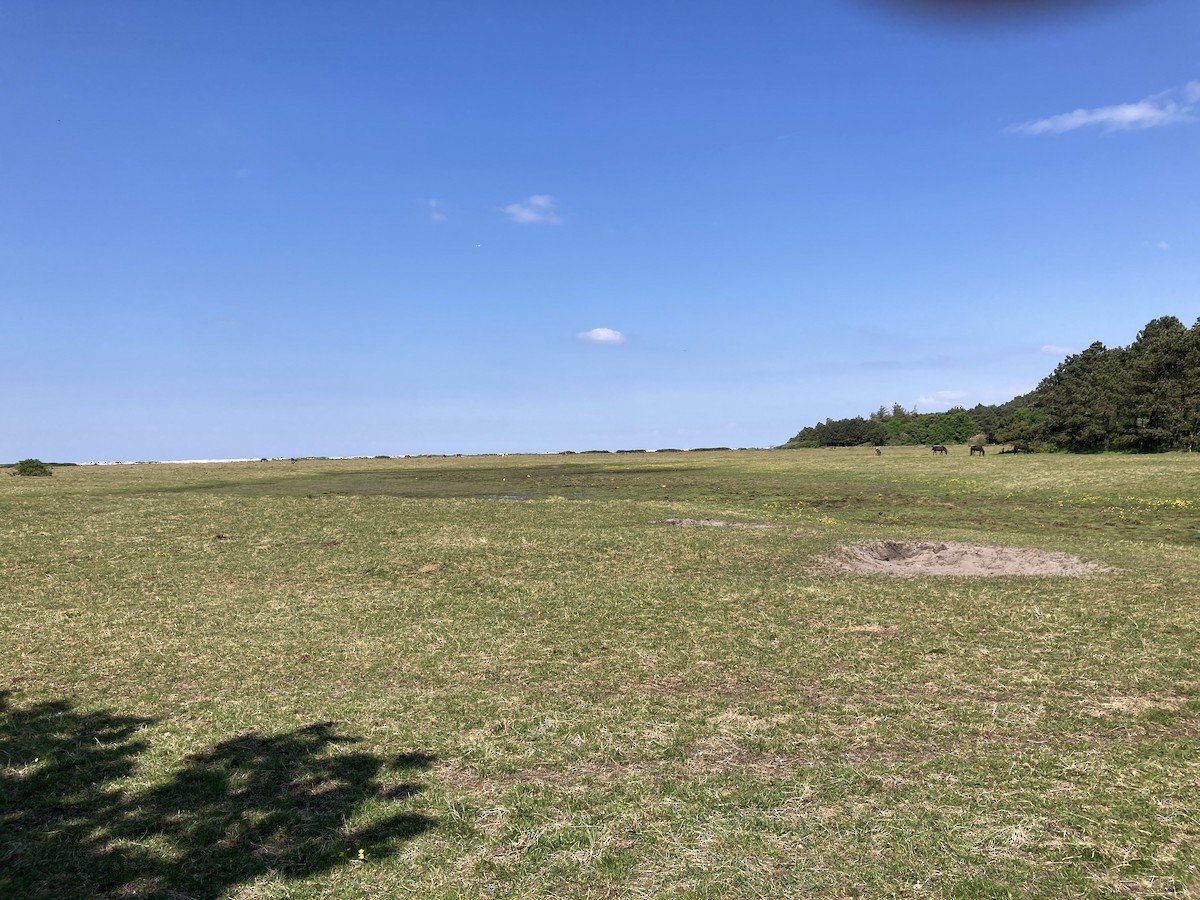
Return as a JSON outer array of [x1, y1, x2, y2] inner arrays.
[[2, 447, 1198, 898]]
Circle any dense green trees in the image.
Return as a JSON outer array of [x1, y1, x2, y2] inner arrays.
[[927, 408, 979, 445], [783, 316, 1200, 452], [784, 406, 980, 448], [1039, 316, 1200, 451], [786, 416, 887, 447], [1128, 316, 1199, 450], [994, 407, 1044, 445], [1037, 342, 1123, 451]]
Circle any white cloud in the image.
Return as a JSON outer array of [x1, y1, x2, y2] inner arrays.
[[1009, 81, 1199, 135], [916, 390, 967, 407], [1144, 239, 1170, 251], [1041, 344, 1076, 355], [576, 327, 626, 344], [504, 194, 562, 225], [425, 199, 446, 223]]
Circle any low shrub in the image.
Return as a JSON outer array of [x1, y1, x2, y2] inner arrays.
[[12, 458, 53, 477]]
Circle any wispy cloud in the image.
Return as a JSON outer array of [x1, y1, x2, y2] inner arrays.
[[1041, 344, 1079, 356], [576, 327, 626, 344], [1143, 239, 1170, 251], [504, 194, 562, 225], [425, 199, 447, 223], [1009, 81, 1200, 135], [916, 390, 967, 407]]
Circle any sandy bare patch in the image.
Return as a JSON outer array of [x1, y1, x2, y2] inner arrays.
[[1080, 694, 1187, 719], [822, 540, 1113, 577], [839, 623, 901, 637], [664, 518, 772, 529]]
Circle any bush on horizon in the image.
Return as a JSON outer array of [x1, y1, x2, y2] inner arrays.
[[11, 458, 53, 477]]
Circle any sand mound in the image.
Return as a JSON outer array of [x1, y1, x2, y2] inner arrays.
[[822, 540, 1112, 577]]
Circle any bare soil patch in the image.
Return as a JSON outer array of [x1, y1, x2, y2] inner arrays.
[[664, 518, 772, 529], [822, 540, 1113, 577]]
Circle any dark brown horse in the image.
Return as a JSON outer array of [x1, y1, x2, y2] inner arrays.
[[970, 445, 985, 456], [931, 445, 948, 455]]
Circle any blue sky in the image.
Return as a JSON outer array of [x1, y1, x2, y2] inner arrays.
[[3, 1, 1198, 461]]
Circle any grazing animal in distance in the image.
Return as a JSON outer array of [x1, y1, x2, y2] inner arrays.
[[931, 445, 948, 455], [970, 445, 985, 456], [875, 446, 882, 456], [1013, 443, 1032, 454]]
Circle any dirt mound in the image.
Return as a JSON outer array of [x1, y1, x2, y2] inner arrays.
[[822, 540, 1112, 577]]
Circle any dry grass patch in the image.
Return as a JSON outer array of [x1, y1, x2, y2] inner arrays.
[[664, 518, 773, 529]]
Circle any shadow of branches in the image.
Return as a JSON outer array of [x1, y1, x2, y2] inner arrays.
[[0, 691, 435, 899]]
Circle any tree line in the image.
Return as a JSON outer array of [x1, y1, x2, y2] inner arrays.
[[782, 316, 1200, 452]]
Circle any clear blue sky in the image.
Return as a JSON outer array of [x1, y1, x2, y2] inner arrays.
[[3, 1, 1197, 461]]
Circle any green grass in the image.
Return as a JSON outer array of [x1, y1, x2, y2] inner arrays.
[[2, 447, 1198, 898]]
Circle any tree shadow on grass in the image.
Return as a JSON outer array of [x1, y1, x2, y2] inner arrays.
[[0, 691, 435, 899]]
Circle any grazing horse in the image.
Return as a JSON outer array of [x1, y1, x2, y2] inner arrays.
[[970, 445, 985, 456], [931, 445, 948, 455], [875, 446, 882, 456], [1013, 443, 1032, 454]]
